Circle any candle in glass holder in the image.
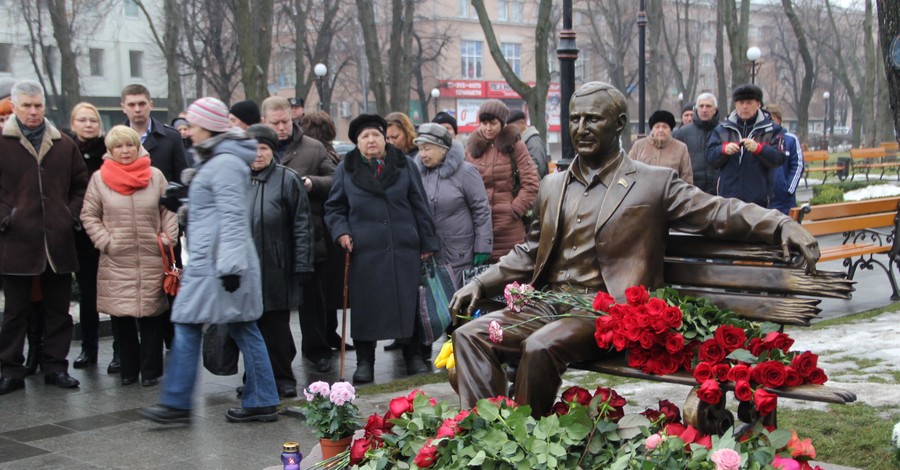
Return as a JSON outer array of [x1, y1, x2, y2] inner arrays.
[[281, 442, 301, 470]]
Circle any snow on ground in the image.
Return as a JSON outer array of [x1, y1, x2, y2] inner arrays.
[[843, 184, 900, 201]]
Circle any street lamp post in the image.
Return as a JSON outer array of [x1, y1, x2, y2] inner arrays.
[[746, 47, 761, 84], [638, 0, 647, 136], [314, 63, 327, 111], [823, 91, 831, 149], [678, 92, 684, 109], [556, 0, 579, 169], [430, 88, 440, 117]]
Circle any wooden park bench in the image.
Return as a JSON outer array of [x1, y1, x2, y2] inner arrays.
[[789, 197, 900, 300], [458, 233, 858, 436], [882, 141, 899, 158], [802, 150, 846, 186], [849, 147, 900, 181]]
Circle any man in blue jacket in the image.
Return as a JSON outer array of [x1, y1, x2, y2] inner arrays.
[[764, 104, 804, 215], [707, 84, 785, 208]]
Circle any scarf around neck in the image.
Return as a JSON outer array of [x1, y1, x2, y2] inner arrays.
[[101, 156, 152, 195]]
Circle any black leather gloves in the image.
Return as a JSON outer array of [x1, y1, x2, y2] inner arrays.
[[221, 275, 241, 293]]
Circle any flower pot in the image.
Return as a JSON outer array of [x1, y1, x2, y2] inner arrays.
[[320, 436, 353, 460]]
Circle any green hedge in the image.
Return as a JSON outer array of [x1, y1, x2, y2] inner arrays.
[[809, 181, 882, 205]]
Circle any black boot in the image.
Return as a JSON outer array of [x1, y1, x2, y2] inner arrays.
[[24, 344, 42, 376], [352, 341, 375, 384], [403, 343, 430, 376]]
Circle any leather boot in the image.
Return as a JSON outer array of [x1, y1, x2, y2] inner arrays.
[[352, 341, 375, 384], [403, 343, 430, 376]]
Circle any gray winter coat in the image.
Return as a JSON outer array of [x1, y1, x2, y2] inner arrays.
[[324, 145, 439, 341], [673, 111, 720, 194], [249, 162, 314, 311], [522, 126, 549, 179], [172, 132, 263, 324], [415, 141, 492, 286]]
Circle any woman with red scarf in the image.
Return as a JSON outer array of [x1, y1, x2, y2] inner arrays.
[[81, 125, 179, 386]]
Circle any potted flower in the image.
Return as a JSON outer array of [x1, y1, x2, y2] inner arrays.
[[298, 381, 361, 460]]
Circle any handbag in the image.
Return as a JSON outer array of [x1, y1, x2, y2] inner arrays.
[[462, 264, 505, 303], [157, 233, 181, 296], [418, 259, 458, 344], [202, 323, 240, 376]]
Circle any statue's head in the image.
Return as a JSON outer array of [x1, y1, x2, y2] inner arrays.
[[569, 81, 628, 161]]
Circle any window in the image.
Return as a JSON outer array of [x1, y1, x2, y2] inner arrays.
[[0, 43, 11, 73], [89, 48, 104, 77], [575, 56, 590, 82], [501, 42, 521, 76], [129, 50, 143, 78], [498, 0, 524, 22], [458, 0, 469, 17], [124, 0, 139, 17], [461, 40, 482, 79]]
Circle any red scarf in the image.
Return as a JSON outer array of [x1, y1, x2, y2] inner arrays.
[[100, 156, 152, 195]]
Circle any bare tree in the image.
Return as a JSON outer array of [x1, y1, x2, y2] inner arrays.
[[876, 0, 900, 144], [470, 0, 553, 140], [662, 0, 701, 108], [180, 0, 242, 103], [714, 2, 728, 110], [721, 0, 751, 88], [232, 0, 275, 103], [411, 30, 452, 122], [355, 0, 388, 114], [821, 0, 870, 147], [133, 0, 183, 121], [778, 0, 815, 142]]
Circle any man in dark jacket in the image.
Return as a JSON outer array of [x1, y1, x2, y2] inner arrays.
[[120, 83, 190, 367], [673, 92, 720, 194], [707, 84, 785, 208], [261, 96, 336, 373], [0, 80, 89, 395]]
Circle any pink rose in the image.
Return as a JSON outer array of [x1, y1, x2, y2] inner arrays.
[[710, 448, 742, 470], [772, 455, 801, 470], [645, 433, 664, 450]]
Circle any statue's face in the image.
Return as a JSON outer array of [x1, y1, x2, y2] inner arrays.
[[569, 92, 625, 159]]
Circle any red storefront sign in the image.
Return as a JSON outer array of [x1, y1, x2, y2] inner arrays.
[[438, 80, 562, 132]]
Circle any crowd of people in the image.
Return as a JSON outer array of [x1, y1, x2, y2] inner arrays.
[[0, 75, 806, 424]]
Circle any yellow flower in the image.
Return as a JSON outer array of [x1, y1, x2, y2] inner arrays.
[[434, 340, 454, 369]]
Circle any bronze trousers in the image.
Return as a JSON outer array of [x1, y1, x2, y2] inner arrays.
[[452, 301, 608, 417]]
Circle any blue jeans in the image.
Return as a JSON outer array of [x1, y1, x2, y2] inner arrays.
[[159, 322, 279, 410]]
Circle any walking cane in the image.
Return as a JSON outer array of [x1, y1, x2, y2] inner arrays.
[[339, 251, 350, 380]]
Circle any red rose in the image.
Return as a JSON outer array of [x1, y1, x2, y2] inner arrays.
[[753, 388, 778, 416], [645, 297, 668, 315], [698, 339, 727, 363], [612, 332, 630, 351], [693, 362, 715, 383], [734, 379, 753, 401], [638, 330, 656, 349], [636, 310, 652, 328], [595, 330, 615, 349], [661, 306, 683, 329], [679, 424, 701, 444], [387, 397, 412, 418], [594, 387, 627, 407], [763, 331, 795, 353], [665, 422, 686, 436], [487, 396, 517, 407], [625, 285, 650, 305], [790, 351, 819, 378], [592, 291, 616, 312], [697, 379, 723, 404], [696, 434, 712, 450], [641, 408, 662, 423], [561, 386, 592, 406], [414, 439, 439, 468], [595, 315, 615, 333], [748, 337, 767, 356], [665, 332, 685, 354], [609, 303, 630, 318], [349, 438, 372, 465], [622, 320, 642, 342], [807, 367, 827, 385], [714, 363, 732, 382], [656, 351, 682, 375], [453, 409, 471, 422], [728, 364, 751, 382], [364, 414, 385, 435], [605, 406, 625, 423], [436, 418, 460, 438], [628, 348, 649, 369], [550, 402, 569, 416], [784, 366, 803, 387], [658, 399, 682, 424], [649, 316, 670, 334], [755, 361, 787, 388], [714, 325, 748, 352]]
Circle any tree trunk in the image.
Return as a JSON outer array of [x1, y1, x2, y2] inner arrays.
[[646, 0, 664, 110], [715, 2, 729, 112], [355, 0, 388, 114], [723, 0, 751, 88], [863, 0, 877, 147], [292, 0, 309, 104], [876, 0, 900, 145], [46, 0, 80, 123], [781, 0, 813, 143], [471, 0, 552, 141], [233, 0, 274, 103], [388, 0, 415, 113], [163, 0, 183, 120]]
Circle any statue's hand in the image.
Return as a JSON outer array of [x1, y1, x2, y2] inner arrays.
[[449, 281, 483, 325], [780, 221, 820, 274]]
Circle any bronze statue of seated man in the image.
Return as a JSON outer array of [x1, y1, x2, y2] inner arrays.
[[448, 81, 820, 418]]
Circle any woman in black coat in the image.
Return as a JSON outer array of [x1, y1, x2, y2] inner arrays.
[[325, 114, 438, 384], [245, 125, 314, 397]]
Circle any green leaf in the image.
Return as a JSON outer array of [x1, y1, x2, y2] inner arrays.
[[759, 322, 782, 334], [616, 414, 651, 440], [477, 399, 501, 422], [469, 450, 486, 466], [726, 348, 759, 364], [768, 429, 792, 449]]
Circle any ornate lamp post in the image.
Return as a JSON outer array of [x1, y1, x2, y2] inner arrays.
[[678, 92, 684, 109], [638, 0, 647, 136], [431, 88, 440, 117], [823, 91, 831, 149], [556, 0, 578, 170], [314, 63, 327, 111], [746, 47, 761, 84]]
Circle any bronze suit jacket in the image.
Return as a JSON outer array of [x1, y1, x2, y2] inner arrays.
[[474, 151, 792, 302]]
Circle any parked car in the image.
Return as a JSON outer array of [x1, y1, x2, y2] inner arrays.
[[333, 140, 355, 158]]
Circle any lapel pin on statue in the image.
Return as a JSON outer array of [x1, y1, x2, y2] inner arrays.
[[618, 178, 627, 187]]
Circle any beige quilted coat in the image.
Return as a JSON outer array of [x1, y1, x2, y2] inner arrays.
[[80, 164, 179, 318]]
